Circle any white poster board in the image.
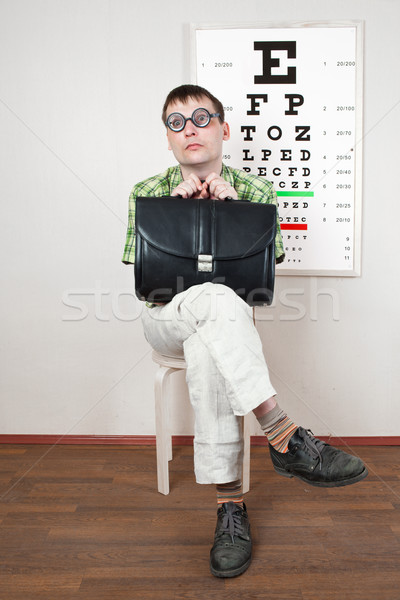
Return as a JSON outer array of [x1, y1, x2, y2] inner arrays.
[[192, 22, 363, 275]]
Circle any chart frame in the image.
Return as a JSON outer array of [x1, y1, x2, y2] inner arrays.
[[191, 21, 364, 276]]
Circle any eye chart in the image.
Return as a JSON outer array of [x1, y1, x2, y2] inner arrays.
[[192, 22, 363, 275]]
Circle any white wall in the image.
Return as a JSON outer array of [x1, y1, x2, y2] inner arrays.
[[0, 0, 399, 438]]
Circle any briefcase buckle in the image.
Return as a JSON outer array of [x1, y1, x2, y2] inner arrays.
[[198, 254, 213, 272]]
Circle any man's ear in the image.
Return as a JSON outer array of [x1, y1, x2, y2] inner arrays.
[[222, 122, 230, 141], [167, 131, 172, 151]]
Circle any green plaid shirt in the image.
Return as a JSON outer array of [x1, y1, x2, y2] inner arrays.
[[122, 164, 285, 264]]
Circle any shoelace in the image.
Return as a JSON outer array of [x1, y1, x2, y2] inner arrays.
[[297, 428, 326, 470], [219, 503, 245, 544]]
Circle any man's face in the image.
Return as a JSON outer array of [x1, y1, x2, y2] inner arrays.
[[165, 95, 230, 174]]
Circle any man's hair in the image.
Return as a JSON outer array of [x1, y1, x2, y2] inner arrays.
[[161, 84, 225, 125]]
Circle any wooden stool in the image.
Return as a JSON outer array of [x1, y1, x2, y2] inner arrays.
[[152, 350, 251, 495]]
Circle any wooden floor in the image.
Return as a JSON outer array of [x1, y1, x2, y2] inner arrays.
[[0, 444, 399, 600]]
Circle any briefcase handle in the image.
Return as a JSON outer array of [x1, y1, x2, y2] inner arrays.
[[175, 194, 235, 201]]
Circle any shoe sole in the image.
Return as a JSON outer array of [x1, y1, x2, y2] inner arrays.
[[209, 556, 252, 578], [273, 465, 369, 487]]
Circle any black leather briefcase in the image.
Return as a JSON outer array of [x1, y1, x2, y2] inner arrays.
[[134, 196, 276, 306]]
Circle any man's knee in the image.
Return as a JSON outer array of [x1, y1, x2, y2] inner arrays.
[[181, 283, 249, 323]]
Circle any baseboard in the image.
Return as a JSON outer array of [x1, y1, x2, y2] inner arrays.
[[0, 434, 399, 446], [250, 436, 400, 446]]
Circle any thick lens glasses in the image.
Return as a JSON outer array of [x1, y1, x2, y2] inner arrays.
[[165, 108, 220, 132]]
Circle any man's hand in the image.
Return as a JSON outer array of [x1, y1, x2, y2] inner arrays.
[[171, 172, 238, 201], [205, 173, 238, 200], [171, 173, 208, 198]]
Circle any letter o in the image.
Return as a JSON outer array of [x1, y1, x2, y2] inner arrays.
[[267, 126, 282, 140]]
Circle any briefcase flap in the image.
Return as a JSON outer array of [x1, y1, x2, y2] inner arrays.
[[135, 196, 276, 259]]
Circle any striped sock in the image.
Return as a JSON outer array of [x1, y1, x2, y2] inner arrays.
[[257, 404, 298, 453], [216, 480, 243, 507]]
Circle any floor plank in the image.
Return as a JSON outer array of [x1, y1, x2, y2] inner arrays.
[[0, 444, 399, 599]]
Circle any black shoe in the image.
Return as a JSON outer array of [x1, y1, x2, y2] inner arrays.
[[209, 502, 252, 578], [269, 427, 368, 487]]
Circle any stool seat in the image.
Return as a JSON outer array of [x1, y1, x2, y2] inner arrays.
[[152, 350, 251, 495], [152, 351, 186, 369]]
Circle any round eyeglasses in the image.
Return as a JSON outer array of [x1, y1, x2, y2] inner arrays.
[[165, 108, 221, 132]]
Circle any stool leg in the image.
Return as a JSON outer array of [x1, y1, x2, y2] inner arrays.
[[242, 413, 251, 494], [167, 421, 173, 462], [154, 365, 175, 495]]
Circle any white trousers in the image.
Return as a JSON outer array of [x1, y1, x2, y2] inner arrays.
[[141, 283, 277, 484]]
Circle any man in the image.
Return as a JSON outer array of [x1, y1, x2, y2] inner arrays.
[[122, 84, 367, 578]]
